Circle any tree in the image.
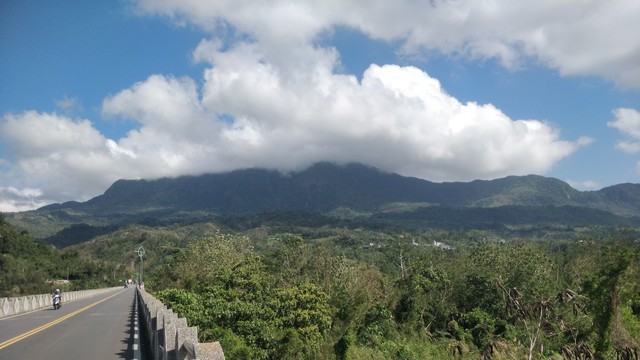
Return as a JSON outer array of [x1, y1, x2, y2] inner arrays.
[[497, 277, 554, 360], [272, 282, 332, 350], [583, 244, 632, 359], [394, 260, 453, 332], [174, 231, 253, 287]]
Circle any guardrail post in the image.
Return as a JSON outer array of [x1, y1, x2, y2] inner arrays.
[[148, 301, 158, 347], [176, 326, 198, 360], [154, 308, 168, 360], [194, 342, 225, 360], [172, 317, 188, 359], [13, 298, 20, 314], [20, 297, 28, 313], [1, 298, 8, 317], [136, 288, 225, 360], [163, 312, 178, 360]]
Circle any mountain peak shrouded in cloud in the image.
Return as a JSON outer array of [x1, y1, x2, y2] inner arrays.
[[1, 0, 639, 212]]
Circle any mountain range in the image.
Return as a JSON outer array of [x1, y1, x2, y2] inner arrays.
[[6, 162, 640, 245]]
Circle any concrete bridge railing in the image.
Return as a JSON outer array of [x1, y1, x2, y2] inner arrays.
[[0, 286, 122, 319], [136, 288, 225, 360]]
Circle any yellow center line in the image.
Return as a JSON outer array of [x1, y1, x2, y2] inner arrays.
[[0, 290, 126, 350]]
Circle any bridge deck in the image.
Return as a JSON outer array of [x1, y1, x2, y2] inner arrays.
[[0, 287, 141, 359]]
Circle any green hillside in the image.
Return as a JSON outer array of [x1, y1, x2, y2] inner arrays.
[[5, 163, 640, 246], [0, 213, 131, 297]]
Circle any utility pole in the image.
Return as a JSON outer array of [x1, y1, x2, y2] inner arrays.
[[135, 246, 145, 286]]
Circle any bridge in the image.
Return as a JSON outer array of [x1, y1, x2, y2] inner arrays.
[[0, 287, 225, 359]]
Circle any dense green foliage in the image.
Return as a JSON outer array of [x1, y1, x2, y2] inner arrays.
[[0, 213, 131, 297], [146, 227, 640, 359], [4, 203, 640, 359]]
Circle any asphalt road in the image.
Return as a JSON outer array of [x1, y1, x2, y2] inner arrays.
[[0, 287, 141, 359]]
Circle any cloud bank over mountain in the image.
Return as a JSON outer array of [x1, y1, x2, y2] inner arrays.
[[2, 0, 639, 211]]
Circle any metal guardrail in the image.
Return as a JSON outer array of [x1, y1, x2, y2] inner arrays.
[[0, 287, 122, 319], [136, 287, 225, 360]]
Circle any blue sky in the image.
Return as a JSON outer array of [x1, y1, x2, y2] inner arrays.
[[1, 0, 639, 212]]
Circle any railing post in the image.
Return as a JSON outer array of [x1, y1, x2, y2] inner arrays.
[[172, 317, 188, 360], [194, 342, 226, 360], [135, 288, 225, 360], [163, 312, 178, 360], [154, 308, 168, 360], [176, 326, 198, 360]]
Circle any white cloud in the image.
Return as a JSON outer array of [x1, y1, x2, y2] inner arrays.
[[1, 111, 103, 157], [56, 95, 84, 115], [0, 187, 49, 213], [566, 179, 601, 191], [5, 0, 616, 211], [0, 111, 134, 211], [104, 56, 587, 182], [135, 0, 640, 88], [608, 108, 640, 153]]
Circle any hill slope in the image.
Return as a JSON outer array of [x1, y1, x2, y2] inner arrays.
[[74, 162, 640, 215], [5, 162, 640, 245]]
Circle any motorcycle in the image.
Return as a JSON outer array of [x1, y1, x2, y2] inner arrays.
[[52, 294, 61, 310]]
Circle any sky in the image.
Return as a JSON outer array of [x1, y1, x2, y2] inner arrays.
[[1, 0, 640, 212]]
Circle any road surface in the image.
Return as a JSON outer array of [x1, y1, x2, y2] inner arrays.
[[0, 287, 142, 359]]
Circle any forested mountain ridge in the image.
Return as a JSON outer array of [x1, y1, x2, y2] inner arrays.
[[5, 162, 640, 245], [37, 162, 640, 215]]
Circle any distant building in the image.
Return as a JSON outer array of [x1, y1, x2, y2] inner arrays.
[[47, 279, 71, 285], [432, 240, 453, 250]]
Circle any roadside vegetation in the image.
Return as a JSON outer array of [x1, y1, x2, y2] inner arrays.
[[149, 228, 640, 359], [0, 213, 129, 296], [2, 211, 639, 359]]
